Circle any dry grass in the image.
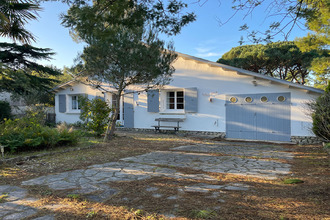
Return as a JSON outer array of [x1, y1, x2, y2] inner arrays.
[[0, 131, 329, 219]]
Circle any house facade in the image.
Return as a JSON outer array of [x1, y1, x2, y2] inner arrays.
[[53, 53, 323, 143]]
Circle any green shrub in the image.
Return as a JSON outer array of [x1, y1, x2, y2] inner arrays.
[[79, 96, 112, 137], [0, 116, 81, 153], [325, 143, 330, 148], [0, 101, 12, 121], [308, 82, 330, 141]]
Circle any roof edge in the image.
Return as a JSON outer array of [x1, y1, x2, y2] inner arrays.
[[176, 52, 324, 94]]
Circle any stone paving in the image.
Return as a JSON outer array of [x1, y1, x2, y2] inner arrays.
[[0, 185, 45, 220], [173, 144, 294, 160], [122, 151, 291, 179], [0, 141, 293, 219]]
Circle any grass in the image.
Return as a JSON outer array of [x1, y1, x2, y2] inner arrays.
[[67, 194, 81, 200], [0, 131, 329, 219], [283, 178, 304, 184], [189, 209, 217, 219], [0, 193, 9, 203]]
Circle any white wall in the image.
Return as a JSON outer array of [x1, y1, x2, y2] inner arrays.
[[133, 56, 319, 137], [55, 83, 107, 124], [54, 56, 320, 137]]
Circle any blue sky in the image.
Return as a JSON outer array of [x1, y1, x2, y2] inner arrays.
[[2, 1, 308, 69]]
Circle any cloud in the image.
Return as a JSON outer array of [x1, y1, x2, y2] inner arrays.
[[194, 45, 222, 59], [193, 38, 236, 60], [195, 47, 213, 53], [196, 52, 222, 58]]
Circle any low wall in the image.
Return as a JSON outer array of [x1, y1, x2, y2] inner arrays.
[[118, 128, 322, 145], [291, 136, 323, 145]]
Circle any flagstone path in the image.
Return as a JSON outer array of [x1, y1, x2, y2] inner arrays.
[[0, 141, 293, 219]]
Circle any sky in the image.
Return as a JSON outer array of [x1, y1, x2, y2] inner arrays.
[[2, 0, 309, 69]]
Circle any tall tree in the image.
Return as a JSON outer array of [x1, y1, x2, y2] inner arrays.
[[62, 0, 195, 140], [295, 0, 330, 89], [0, 0, 40, 44], [0, 42, 60, 96], [201, 0, 329, 89], [0, 0, 62, 103], [217, 41, 328, 86]]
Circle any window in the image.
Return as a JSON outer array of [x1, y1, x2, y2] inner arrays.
[[277, 96, 286, 102], [72, 95, 80, 110], [112, 94, 121, 120], [245, 96, 253, 103], [260, 96, 268, 102], [166, 91, 184, 110], [230, 97, 237, 103]]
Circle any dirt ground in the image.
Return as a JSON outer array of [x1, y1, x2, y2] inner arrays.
[[0, 131, 329, 220]]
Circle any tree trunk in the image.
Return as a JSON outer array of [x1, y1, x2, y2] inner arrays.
[[104, 89, 123, 142]]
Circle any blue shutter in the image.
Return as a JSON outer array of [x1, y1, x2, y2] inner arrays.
[[147, 89, 159, 112], [185, 87, 198, 113], [124, 91, 134, 128], [59, 95, 66, 113]]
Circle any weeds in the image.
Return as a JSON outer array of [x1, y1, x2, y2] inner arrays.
[[283, 179, 304, 184], [189, 209, 217, 219], [67, 194, 81, 200], [0, 193, 9, 203]]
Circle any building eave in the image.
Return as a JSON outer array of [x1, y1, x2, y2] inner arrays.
[[176, 52, 324, 95]]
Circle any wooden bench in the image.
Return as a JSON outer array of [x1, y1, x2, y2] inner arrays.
[[152, 118, 185, 132]]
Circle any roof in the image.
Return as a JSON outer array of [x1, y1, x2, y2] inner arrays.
[[52, 52, 324, 95], [177, 52, 324, 94], [51, 79, 77, 93]]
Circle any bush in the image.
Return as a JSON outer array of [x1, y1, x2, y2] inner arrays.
[[308, 82, 330, 141], [79, 96, 112, 137], [0, 115, 81, 153], [0, 101, 12, 121]]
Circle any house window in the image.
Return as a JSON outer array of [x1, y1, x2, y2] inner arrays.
[[112, 94, 123, 120], [72, 96, 80, 110], [166, 91, 184, 110]]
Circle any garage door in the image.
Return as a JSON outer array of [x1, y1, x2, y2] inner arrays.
[[226, 93, 291, 142]]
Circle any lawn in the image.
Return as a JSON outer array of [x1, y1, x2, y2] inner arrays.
[[0, 131, 329, 219]]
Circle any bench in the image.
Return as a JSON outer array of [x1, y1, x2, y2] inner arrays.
[[152, 118, 185, 132]]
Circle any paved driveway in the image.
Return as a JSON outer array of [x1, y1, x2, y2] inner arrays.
[[1, 141, 293, 219]]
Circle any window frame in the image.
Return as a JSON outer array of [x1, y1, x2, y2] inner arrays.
[[166, 90, 184, 110], [71, 95, 80, 110]]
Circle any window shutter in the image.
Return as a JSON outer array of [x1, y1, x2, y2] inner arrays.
[[185, 87, 198, 113], [59, 95, 66, 113], [147, 90, 159, 113]]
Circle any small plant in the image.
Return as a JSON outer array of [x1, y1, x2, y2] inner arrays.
[[116, 121, 123, 127], [41, 190, 53, 196], [134, 209, 145, 217], [86, 210, 97, 218], [0, 193, 9, 203], [79, 96, 112, 137], [189, 209, 217, 219], [283, 178, 304, 184], [67, 194, 81, 199]]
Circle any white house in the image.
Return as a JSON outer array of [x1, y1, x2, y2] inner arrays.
[[52, 52, 323, 143]]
